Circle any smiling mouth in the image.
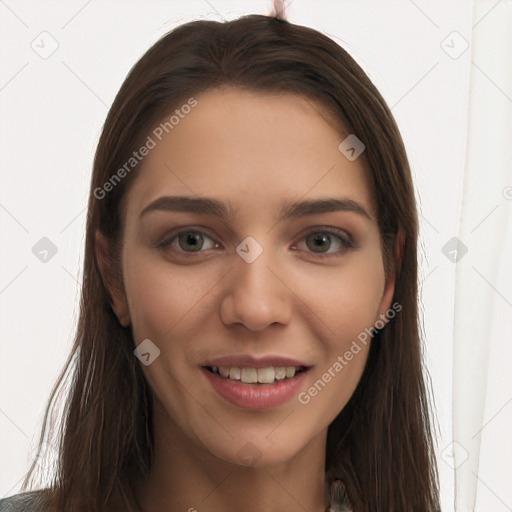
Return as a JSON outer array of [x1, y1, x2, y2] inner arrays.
[[203, 365, 308, 385]]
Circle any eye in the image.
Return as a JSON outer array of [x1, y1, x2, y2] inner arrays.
[[291, 228, 355, 258], [156, 226, 355, 258], [157, 229, 220, 253]]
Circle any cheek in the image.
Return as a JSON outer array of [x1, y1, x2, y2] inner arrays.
[[123, 254, 212, 343], [290, 253, 384, 413], [122, 256, 215, 412], [294, 254, 385, 345]]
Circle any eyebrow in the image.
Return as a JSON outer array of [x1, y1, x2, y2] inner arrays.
[[139, 195, 372, 222]]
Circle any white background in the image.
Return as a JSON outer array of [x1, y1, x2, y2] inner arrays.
[[1, 1, 510, 511]]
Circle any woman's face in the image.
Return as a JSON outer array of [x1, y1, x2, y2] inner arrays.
[[101, 87, 395, 467]]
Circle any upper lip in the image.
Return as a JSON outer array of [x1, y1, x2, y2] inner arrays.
[[202, 354, 311, 369]]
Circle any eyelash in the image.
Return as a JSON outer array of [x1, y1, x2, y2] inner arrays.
[[156, 226, 355, 259]]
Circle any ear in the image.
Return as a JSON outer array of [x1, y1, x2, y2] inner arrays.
[[95, 229, 130, 327], [376, 231, 404, 323]]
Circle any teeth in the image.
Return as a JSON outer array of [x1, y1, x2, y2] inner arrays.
[[241, 367, 258, 383], [275, 367, 286, 380], [213, 365, 301, 383], [285, 367, 296, 378], [219, 366, 230, 378], [257, 367, 274, 384]]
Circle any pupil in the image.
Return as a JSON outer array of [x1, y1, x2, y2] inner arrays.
[[179, 232, 203, 251], [308, 233, 330, 253]]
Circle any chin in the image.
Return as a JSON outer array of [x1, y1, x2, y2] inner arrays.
[[200, 429, 311, 469]]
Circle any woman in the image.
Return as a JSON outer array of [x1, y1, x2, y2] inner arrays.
[[1, 7, 440, 512]]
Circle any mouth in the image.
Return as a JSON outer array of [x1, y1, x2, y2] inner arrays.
[[202, 365, 309, 385], [200, 364, 311, 409]]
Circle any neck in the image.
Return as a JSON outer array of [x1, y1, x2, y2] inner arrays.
[[135, 400, 330, 512]]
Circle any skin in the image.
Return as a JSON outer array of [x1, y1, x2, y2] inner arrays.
[[96, 87, 396, 512]]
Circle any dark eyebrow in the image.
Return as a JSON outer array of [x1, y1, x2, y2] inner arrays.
[[280, 197, 371, 221], [139, 196, 233, 219], [139, 196, 372, 221]]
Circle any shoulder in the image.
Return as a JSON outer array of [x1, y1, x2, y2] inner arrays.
[[0, 489, 54, 511]]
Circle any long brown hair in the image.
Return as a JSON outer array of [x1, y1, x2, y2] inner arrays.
[[23, 13, 440, 512]]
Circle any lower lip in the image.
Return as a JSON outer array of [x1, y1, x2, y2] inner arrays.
[[201, 367, 309, 410]]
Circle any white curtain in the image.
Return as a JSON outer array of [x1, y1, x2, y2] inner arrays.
[[451, 1, 512, 511]]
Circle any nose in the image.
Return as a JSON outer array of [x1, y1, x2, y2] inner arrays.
[[220, 241, 292, 332]]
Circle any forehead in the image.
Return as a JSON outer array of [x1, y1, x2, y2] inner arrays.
[[123, 87, 375, 222]]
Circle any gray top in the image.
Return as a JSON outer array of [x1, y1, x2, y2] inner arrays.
[[0, 480, 353, 511], [0, 490, 52, 511]]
